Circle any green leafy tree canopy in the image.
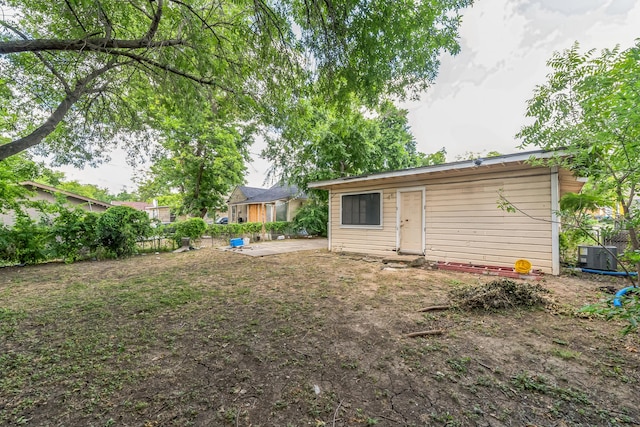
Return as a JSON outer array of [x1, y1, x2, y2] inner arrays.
[[263, 96, 446, 193], [0, 0, 472, 164], [135, 91, 250, 217], [517, 40, 640, 279]]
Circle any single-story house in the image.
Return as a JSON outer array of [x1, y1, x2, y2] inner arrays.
[[111, 200, 173, 224], [0, 180, 111, 226], [228, 185, 307, 224], [308, 150, 584, 275]]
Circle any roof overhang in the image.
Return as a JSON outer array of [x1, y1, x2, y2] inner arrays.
[[307, 150, 562, 190], [21, 180, 112, 209]]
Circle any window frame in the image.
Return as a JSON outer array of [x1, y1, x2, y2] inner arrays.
[[339, 191, 383, 229]]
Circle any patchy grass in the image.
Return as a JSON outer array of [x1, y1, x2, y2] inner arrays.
[[1, 248, 639, 426]]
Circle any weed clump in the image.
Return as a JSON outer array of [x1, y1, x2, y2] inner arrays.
[[449, 278, 550, 311]]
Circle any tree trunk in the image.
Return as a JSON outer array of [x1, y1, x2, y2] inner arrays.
[[618, 189, 640, 286], [192, 142, 207, 218]]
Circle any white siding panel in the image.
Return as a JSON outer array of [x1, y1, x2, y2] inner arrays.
[[425, 171, 553, 273], [327, 166, 557, 273], [434, 226, 551, 237]]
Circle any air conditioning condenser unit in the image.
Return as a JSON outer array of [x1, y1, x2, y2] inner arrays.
[[577, 245, 617, 271]]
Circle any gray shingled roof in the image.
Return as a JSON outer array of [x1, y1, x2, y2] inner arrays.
[[228, 185, 306, 205], [237, 186, 266, 199], [245, 185, 304, 203]]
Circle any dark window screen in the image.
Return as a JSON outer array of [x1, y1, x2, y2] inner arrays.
[[276, 202, 287, 222], [342, 193, 381, 225]]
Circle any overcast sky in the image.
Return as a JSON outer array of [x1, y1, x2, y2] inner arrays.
[[55, 0, 640, 192]]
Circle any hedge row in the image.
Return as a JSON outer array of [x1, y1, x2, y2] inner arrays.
[[0, 204, 299, 265], [206, 221, 295, 239]]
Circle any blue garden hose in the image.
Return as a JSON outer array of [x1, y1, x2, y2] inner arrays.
[[613, 286, 637, 307], [580, 268, 637, 277]]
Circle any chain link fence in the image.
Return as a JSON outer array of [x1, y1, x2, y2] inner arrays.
[[604, 230, 630, 254]]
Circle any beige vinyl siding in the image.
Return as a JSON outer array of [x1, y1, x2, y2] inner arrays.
[[327, 165, 583, 273], [425, 169, 553, 272], [287, 199, 305, 221], [144, 206, 172, 223], [326, 165, 570, 273], [330, 189, 398, 254], [227, 188, 247, 223], [1, 188, 109, 227], [26, 188, 109, 211], [155, 207, 172, 223], [319, 156, 585, 275], [228, 187, 248, 204]]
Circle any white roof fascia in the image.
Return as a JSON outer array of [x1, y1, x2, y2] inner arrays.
[[307, 150, 558, 189]]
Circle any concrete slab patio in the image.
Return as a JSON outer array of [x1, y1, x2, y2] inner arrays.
[[220, 238, 327, 257]]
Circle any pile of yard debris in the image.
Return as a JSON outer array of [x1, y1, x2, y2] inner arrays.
[[449, 278, 551, 310]]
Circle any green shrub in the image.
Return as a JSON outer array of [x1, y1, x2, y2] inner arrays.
[[207, 224, 229, 238], [559, 228, 592, 265], [207, 222, 262, 238], [0, 214, 48, 264], [0, 225, 10, 262], [96, 206, 151, 257], [264, 221, 291, 235], [173, 217, 207, 244], [243, 222, 263, 234], [205, 221, 295, 242], [48, 206, 100, 262], [293, 200, 328, 237]]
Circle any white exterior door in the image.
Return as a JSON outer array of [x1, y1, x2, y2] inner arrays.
[[398, 189, 425, 255]]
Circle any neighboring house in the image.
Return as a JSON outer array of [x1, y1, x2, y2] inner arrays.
[[308, 150, 584, 275], [228, 185, 307, 224], [111, 201, 173, 224], [0, 181, 111, 226]]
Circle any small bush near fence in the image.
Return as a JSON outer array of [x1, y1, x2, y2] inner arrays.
[[173, 218, 207, 244], [97, 206, 152, 258], [49, 208, 100, 263], [0, 205, 151, 266], [292, 201, 328, 237]]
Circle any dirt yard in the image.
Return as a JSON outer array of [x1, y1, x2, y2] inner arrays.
[[1, 246, 639, 426]]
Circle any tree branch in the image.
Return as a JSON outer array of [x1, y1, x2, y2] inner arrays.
[[168, 0, 240, 48], [0, 62, 121, 161], [144, 0, 163, 42], [0, 20, 71, 93], [253, 0, 288, 47], [98, 47, 244, 94], [96, 0, 114, 41], [0, 35, 185, 54], [64, 0, 87, 33], [127, 0, 154, 20]]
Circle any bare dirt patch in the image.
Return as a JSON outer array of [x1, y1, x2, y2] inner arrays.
[[1, 248, 639, 426]]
